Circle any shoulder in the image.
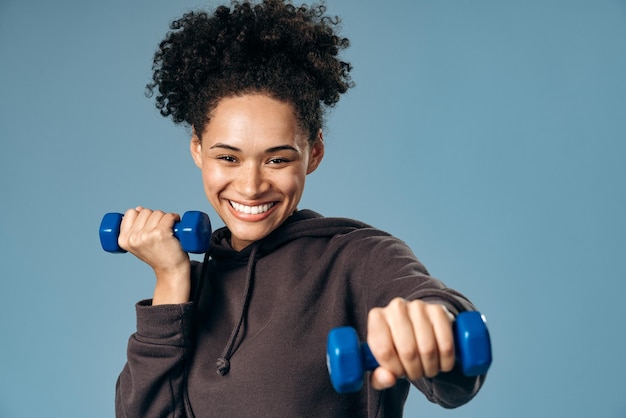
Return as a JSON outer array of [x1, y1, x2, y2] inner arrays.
[[289, 210, 422, 268]]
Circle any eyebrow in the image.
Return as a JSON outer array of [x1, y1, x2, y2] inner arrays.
[[209, 143, 299, 153]]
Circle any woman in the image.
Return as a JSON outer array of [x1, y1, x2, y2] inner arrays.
[[115, 1, 486, 416]]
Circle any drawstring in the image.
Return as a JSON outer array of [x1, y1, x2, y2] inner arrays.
[[216, 243, 260, 376]]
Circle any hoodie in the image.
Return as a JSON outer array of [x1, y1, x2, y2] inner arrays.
[[115, 210, 485, 418]]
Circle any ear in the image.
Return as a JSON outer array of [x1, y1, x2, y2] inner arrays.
[[190, 131, 203, 169], [306, 130, 325, 175]]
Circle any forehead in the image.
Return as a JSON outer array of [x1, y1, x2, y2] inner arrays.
[[198, 94, 312, 153], [203, 94, 301, 139]]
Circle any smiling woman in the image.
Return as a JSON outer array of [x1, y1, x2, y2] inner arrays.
[[113, 1, 488, 417], [190, 94, 324, 251]]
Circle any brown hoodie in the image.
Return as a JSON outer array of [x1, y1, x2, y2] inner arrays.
[[115, 210, 485, 417]]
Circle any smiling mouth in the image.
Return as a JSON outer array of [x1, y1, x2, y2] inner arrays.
[[230, 201, 275, 215]]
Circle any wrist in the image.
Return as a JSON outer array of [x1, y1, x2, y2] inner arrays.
[[152, 262, 191, 305]]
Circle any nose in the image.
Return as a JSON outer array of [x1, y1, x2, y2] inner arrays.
[[235, 162, 268, 198]]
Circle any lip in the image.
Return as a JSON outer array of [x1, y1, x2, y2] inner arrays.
[[226, 199, 278, 221]]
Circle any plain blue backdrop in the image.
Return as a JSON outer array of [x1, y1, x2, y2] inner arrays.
[[1, 0, 625, 417]]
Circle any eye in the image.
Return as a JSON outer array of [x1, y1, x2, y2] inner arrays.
[[217, 155, 238, 163], [268, 157, 290, 164]]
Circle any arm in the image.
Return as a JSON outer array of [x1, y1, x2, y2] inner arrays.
[[357, 233, 486, 407], [114, 207, 203, 417], [115, 301, 194, 418]]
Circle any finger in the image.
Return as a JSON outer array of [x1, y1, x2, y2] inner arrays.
[[385, 298, 428, 381], [158, 212, 181, 230], [121, 207, 140, 230], [370, 366, 397, 391], [143, 209, 166, 231], [151, 211, 182, 236], [130, 207, 152, 230], [428, 305, 456, 373], [407, 301, 439, 379], [367, 305, 405, 379], [132, 209, 154, 246], [118, 207, 141, 250], [140, 210, 178, 249]]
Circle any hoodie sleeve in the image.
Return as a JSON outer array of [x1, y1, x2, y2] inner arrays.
[[115, 261, 206, 418], [355, 231, 487, 409], [115, 300, 194, 418]]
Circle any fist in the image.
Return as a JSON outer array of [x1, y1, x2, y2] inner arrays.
[[118, 207, 189, 275], [367, 298, 455, 389]]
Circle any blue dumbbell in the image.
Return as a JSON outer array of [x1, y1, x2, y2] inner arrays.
[[99, 211, 212, 254], [326, 310, 492, 393]]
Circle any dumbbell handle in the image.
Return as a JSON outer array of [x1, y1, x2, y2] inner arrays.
[[99, 211, 211, 254], [327, 310, 492, 393]]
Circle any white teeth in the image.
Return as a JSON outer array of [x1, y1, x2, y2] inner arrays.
[[230, 201, 274, 215]]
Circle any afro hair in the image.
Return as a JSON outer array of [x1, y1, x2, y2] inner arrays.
[[146, 0, 354, 142]]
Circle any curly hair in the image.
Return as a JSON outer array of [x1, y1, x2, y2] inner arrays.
[[146, 0, 353, 142]]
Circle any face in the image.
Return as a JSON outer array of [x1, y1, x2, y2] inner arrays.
[[190, 94, 324, 251]]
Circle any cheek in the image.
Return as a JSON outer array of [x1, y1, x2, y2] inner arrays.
[[200, 164, 226, 196], [279, 169, 307, 199]]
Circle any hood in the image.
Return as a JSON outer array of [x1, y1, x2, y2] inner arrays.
[[210, 209, 372, 259]]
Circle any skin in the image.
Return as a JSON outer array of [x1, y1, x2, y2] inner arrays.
[[368, 298, 456, 389], [118, 93, 455, 389], [189, 94, 324, 252]]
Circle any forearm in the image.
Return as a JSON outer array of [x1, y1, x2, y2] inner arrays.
[[361, 235, 487, 406], [152, 262, 192, 305], [115, 300, 194, 418]]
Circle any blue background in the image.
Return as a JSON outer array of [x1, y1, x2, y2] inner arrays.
[[1, 1, 625, 417]]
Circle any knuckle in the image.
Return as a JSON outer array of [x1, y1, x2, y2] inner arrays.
[[407, 299, 426, 313], [372, 342, 396, 364], [419, 345, 440, 378], [117, 236, 128, 249], [404, 361, 424, 381], [386, 298, 408, 316], [438, 339, 455, 359], [149, 227, 169, 243], [418, 340, 438, 360], [427, 303, 448, 318], [127, 235, 141, 250], [389, 297, 406, 309], [368, 307, 385, 322], [397, 345, 419, 362]]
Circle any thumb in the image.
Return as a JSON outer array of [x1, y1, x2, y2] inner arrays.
[[370, 367, 398, 391]]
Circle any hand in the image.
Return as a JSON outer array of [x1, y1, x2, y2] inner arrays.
[[367, 298, 456, 390], [118, 207, 191, 304]]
